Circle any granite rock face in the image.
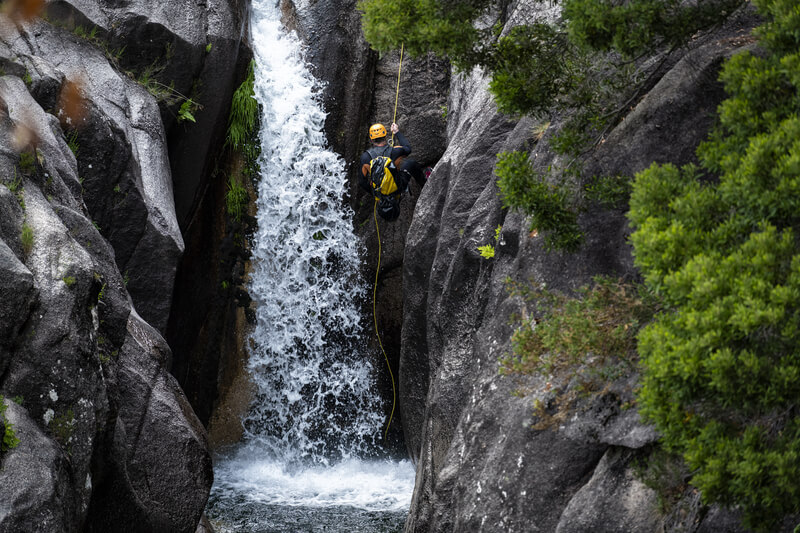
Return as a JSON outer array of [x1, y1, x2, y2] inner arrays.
[[395, 4, 779, 533], [0, 1, 246, 529]]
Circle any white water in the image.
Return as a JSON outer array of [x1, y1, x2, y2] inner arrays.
[[208, 0, 414, 529]]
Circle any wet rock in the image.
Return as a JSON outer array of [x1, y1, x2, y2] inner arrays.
[[85, 312, 212, 533], [0, 238, 36, 355], [0, 400, 78, 533]]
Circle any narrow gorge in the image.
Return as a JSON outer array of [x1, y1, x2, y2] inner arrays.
[[0, 0, 798, 532]]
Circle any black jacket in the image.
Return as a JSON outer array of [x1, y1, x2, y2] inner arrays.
[[359, 132, 412, 193]]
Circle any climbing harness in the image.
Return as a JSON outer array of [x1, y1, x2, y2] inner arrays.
[[374, 43, 403, 442]]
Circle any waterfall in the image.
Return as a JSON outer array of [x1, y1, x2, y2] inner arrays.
[[207, 0, 414, 530], [242, 0, 382, 466]]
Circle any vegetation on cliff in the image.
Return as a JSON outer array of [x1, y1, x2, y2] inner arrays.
[[360, 0, 745, 251], [628, 0, 800, 528], [361, 0, 800, 528]]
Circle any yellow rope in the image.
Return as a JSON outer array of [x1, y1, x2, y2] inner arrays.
[[390, 43, 404, 146], [373, 200, 396, 441], [374, 44, 403, 442]]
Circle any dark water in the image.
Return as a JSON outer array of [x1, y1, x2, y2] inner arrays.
[[206, 500, 406, 533]]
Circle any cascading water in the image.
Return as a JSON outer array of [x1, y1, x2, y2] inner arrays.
[[206, 0, 414, 531]]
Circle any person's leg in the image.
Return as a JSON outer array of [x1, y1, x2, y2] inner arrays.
[[399, 159, 426, 188]]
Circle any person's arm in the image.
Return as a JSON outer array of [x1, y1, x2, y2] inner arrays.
[[358, 152, 372, 193], [390, 123, 412, 159]]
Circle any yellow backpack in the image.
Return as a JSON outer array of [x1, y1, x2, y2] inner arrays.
[[368, 147, 401, 220]]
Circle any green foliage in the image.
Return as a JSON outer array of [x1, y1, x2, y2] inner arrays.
[[66, 131, 79, 157], [502, 277, 657, 427], [503, 277, 656, 376], [487, 24, 574, 117], [226, 176, 248, 223], [205, 42, 212, 53], [477, 225, 503, 258], [585, 174, 633, 209], [50, 408, 75, 449], [477, 244, 495, 259], [358, 0, 489, 68], [18, 150, 36, 175], [495, 151, 582, 252], [633, 446, 690, 513], [564, 0, 744, 57], [4, 169, 25, 209], [20, 223, 33, 255], [73, 25, 98, 41], [62, 276, 76, 287], [226, 60, 259, 151], [5, 170, 22, 194], [0, 398, 20, 453], [226, 60, 261, 188], [178, 99, 197, 123], [628, 1, 800, 528], [133, 52, 199, 115]]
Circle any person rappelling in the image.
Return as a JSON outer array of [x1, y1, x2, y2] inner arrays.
[[359, 122, 427, 221]]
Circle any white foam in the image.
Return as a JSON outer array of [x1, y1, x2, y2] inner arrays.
[[214, 446, 416, 511]]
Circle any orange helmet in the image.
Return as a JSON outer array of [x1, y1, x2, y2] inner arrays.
[[369, 123, 387, 140]]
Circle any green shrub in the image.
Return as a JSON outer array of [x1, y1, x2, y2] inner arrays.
[[564, 0, 744, 57], [226, 60, 259, 150], [584, 174, 633, 209], [358, 0, 488, 69], [628, 1, 800, 528], [633, 446, 690, 514], [477, 244, 495, 259], [50, 408, 75, 449], [495, 151, 582, 252], [487, 24, 575, 118], [66, 131, 79, 157], [503, 277, 656, 375], [177, 99, 197, 123], [18, 150, 36, 174], [226, 176, 248, 223], [502, 277, 657, 427], [0, 398, 20, 453]]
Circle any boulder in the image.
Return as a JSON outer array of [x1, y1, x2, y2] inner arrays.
[[0, 238, 36, 355], [85, 312, 212, 533], [555, 448, 661, 533], [0, 400, 78, 532]]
